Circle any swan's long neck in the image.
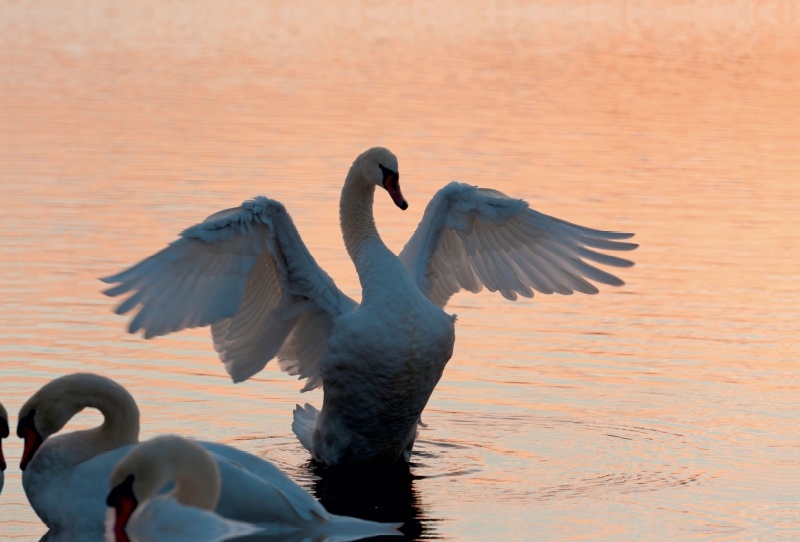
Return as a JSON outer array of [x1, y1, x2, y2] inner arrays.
[[339, 158, 413, 304], [79, 386, 140, 460], [340, 165, 382, 263], [31, 374, 140, 468], [158, 438, 220, 510], [116, 436, 221, 511]]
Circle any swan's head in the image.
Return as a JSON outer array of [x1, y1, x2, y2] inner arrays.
[[17, 373, 139, 470], [357, 147, 407, 210], [0, 402, 8, 473], [107, 435, 221, 536]]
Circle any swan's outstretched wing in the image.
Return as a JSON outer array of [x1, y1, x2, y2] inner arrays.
[[102, 197, 356, 387], [399, 182, 637, 308]]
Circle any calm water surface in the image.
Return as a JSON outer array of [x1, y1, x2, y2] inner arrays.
[[1, 1, 799, 540]]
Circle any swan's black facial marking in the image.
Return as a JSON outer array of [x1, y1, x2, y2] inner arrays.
[[378, 164, 396, 178], [379, 164, 408, 210], [17, 409, 43, 471], [108, 474, 138, 539], [0, 416, 8, 471]]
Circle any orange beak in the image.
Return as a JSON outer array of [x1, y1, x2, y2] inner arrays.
[[380, 166, 407, 210], [17, 409, 43, 471], [107, 474, 138, 541]]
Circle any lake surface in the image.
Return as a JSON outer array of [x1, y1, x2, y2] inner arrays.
[[1, 1, 798, 540]]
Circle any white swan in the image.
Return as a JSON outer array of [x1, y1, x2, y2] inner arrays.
[[105, 436, 264, 542], [102, 147, 637, 465], [17, 373, 401, 537], [105, 434, 400, 542], [1, 400, 7, 495]]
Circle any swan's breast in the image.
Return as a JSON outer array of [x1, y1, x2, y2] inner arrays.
[[316, 294, 454, 462], [330, 297, 453, 368], [322, 299, 455, 423]]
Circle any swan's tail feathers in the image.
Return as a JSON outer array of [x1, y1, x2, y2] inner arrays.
[[292, 403, 319, 452], [321, 513, 403, 541]]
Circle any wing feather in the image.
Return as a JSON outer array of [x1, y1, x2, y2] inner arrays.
[[505, 248, 553, 294], [277, 309, 338, 393], [103, 197, 355, 386], [399, 182, 636, 308]]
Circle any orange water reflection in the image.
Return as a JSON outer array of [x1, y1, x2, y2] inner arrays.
[[1, 1, 799, 540]]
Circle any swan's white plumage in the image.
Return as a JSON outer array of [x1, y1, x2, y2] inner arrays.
[[399, 182, 637, 308], [103, 148, 636, 465], [291, 403, 319, 452], [18, 374, 332, 531], [26, 440, 341, 533], [19, 376, 399, 539], [103, 197, 356, 385], [277, 310, 337, 392], [107, 436, 400, 542]]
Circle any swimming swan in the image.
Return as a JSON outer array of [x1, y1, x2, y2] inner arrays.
[[102, 147, 637, 465], [17, 373, 400, 536], [105, 435, 400, 542], [105, 436, 263, 542]]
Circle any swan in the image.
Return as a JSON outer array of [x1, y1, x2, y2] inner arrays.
[[102, 147, 637, 465], [105, 434, 400, 542], [105, 436, 264, 542], [1, 400, 7, 495], [17, 373, 401, 536]]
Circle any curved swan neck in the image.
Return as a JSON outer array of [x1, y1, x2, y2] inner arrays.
[[340, 164, 382, 264], [87, 385, 140, 452], [23, 373, 140, 467], [113, 436, 221, 511]]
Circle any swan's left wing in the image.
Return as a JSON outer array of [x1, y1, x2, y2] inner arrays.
[[102, 197, 356, 387], [399, 182, 637, 308]]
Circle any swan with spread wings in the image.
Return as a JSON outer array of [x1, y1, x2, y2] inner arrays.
[[103, 147, 637, 465]]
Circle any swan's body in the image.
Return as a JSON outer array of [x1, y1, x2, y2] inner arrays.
[[311, 239, 455, 463], [16, 374, 399, 537], [106, 435, 399, 542], [103, 147, 637, 465], [1, 401, 8, 495]]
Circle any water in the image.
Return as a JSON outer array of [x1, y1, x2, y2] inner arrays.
[[1, 1, 798, 540]]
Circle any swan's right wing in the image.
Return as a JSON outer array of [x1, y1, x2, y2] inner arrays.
[[102, 197, 356, 387], [399, 182, 637, 308]]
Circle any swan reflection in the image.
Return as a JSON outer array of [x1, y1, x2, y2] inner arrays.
[[306, 460, 437, 540]]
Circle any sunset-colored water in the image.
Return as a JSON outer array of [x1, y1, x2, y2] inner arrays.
[[1, 1, 798, 540]]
